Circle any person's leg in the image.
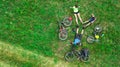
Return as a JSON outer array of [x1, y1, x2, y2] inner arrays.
[[83, 22, 91, 29], [83, 20, 89, 25], [76, 27, 79, 34], [74, 14, 79, 25], [77, 13, 83, 24], [81, 29, 84, 35], [74, 27, 79, 39]]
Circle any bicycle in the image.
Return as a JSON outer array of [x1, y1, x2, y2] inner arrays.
[[64, 45, 89, 62], [87, 25, 104, 43], [58, 16, 72, 40], [62, 16, 72, 26], [58, 21, 68, 40]]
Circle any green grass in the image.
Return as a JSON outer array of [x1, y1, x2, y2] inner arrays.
[[0, 0, 120, 67]]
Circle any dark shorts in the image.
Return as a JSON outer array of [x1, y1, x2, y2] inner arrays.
[[74, 11, 79, 14], [88, 17, 95, 23], [74, 33, 82, 40]]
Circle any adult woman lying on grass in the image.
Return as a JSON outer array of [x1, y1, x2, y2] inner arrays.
[[83, 14, 96, 29], [70, 5, 83, 25]]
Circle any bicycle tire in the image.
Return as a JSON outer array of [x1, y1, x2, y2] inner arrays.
[[59, 30, 68, 40], [87, 36, 95, 44], [80, 56, 89, 62], [94, 25, 102, 33], [80, 48, 89, 62], [64, 52, 76, 62], [63, 17, 72, 26]]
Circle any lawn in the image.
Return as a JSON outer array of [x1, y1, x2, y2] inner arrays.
[[0, 0, 120, 67]]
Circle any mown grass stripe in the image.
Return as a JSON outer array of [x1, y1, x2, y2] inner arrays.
[[0, 41, 76, 67]]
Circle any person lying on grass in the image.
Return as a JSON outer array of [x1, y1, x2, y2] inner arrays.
[[71, 26, 84, 47], [70, 4, 83, 25], [83, 14, 96, 28]]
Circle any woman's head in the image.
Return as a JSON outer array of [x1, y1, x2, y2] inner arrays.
[[75, 1, 78, 7], [75, 4, 78, 8]]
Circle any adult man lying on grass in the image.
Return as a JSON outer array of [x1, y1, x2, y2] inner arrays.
[[71, 26, 84, 47], [83, 14, 96, 28]]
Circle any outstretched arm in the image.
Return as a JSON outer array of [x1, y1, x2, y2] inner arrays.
[[70, 6, 80, 8], [70, 6, 73, 8]]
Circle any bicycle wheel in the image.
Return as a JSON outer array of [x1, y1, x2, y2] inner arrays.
[[74, 51, 81, 60], [63, 17, 72, 26], [59, 30, 68, 40], [80, 56, 89, 62], [80, 49, 89, 62], [64, 52, 76, 62], [94, 25, 102, 33], [87, 36, 95, 43]]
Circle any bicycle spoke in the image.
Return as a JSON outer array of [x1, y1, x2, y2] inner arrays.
[[63, 17, 72, 26], [59, 31, 68, 40], [65, 52, 76, 62], [87, 36, 95, 43]]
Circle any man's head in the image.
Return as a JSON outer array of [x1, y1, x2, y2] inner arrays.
[[91, 14, 95, 17]]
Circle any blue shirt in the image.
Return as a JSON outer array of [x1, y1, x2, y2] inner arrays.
[[73, 38, 80, 45]]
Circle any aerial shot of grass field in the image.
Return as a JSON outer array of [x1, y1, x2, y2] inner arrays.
[[0, 0, 120, 67]]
